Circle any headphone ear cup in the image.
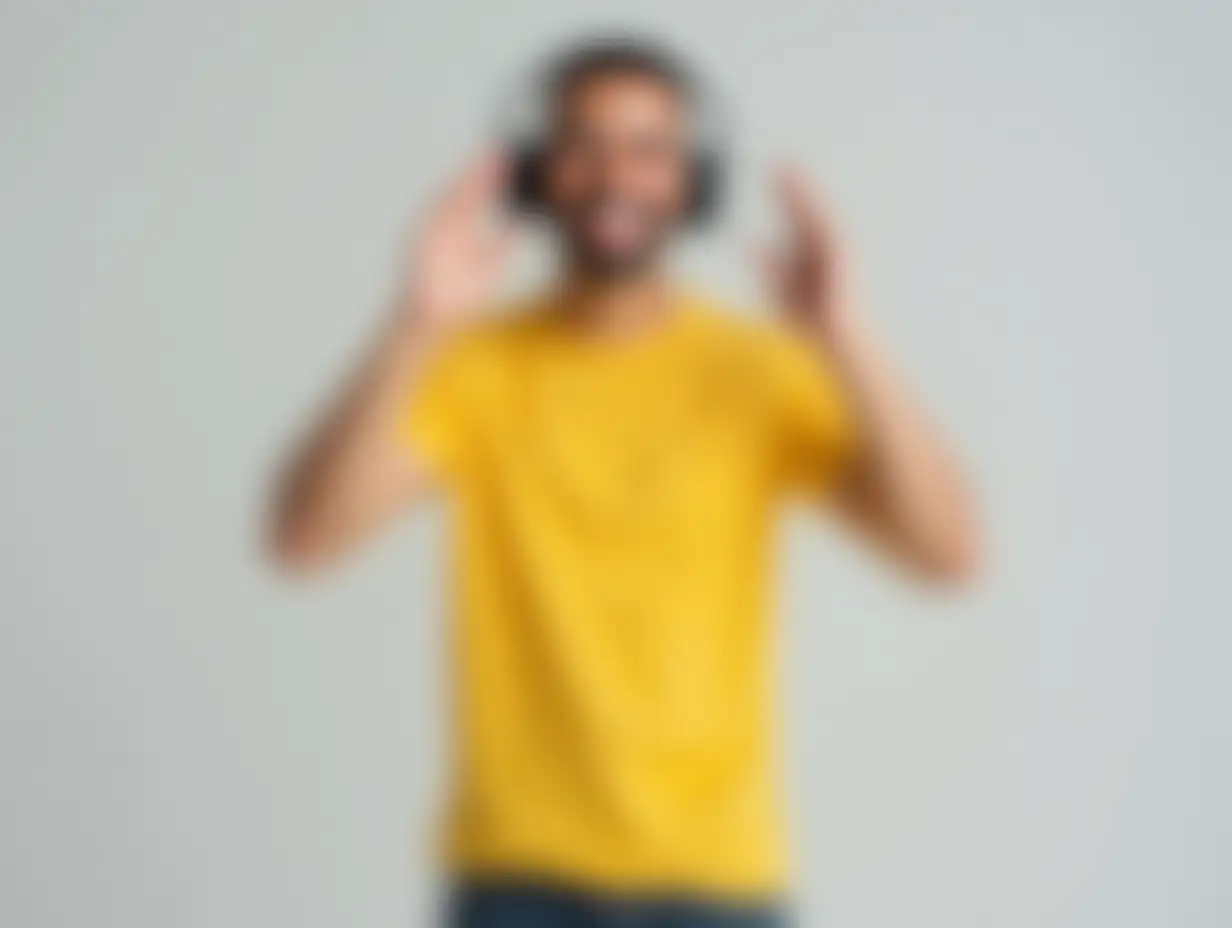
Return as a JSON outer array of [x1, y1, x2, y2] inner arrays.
[[509, 145, 545, 214], [689, 150, 722, 224]]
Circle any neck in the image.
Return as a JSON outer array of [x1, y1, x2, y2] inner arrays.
[[555, 265, 675, 338]]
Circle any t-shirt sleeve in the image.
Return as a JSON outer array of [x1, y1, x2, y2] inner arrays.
[[769, 331, 859, 495], [397, 338, 472, 480]]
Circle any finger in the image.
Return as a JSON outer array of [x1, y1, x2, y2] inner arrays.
[[747, 238, 787, 296], [439, 150, 508, 220], [483, 220, 522, 266], [461, 150, 509, 206], [773, 163, 831, 250]]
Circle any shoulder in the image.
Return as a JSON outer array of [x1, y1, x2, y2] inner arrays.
[[680, 289, 814, 372], [433, 294, 549, 361], [420, 295, 551, 410], [683, 290, 849, 418]]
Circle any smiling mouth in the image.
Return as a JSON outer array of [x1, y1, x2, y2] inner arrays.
[[581, 201, 650, 251]]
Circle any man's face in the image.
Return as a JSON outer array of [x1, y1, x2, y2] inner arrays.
[[540, 71, 693, 277]]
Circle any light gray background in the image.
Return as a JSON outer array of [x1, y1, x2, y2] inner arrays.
[[2, 1, 1228, 926]]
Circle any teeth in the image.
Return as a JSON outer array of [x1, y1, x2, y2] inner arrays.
[[588, 203, 641, 245]]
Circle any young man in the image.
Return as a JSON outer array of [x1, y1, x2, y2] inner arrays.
[[269, 38, 978, 928]]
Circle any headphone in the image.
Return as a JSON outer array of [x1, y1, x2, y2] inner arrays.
[[501, 38, 728, 225]]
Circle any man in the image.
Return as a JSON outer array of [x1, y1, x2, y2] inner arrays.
[[269, 37, 978, 928]]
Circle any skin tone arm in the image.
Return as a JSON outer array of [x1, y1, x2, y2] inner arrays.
[[267, 156, 512, 573], [759, 168, 981, 585], [270, 151, 977, 583]]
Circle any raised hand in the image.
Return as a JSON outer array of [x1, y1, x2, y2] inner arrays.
[[753, 166, 980, 585], [267, 154, 518, 573], [756, 165, 853, 338], [404, 152, 517, 331]]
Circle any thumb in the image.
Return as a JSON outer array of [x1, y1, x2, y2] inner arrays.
[[748, 238, 787, 298], [483, 220, 522, 268]]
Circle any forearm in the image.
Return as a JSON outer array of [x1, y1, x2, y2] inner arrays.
[[267, 307, 439, 572], [264, 154, 513, 574], [815, 316, 980, 584]]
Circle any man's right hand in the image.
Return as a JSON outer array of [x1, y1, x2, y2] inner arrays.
[[267, 154, 516, 574], [403, 152, 517, 332]]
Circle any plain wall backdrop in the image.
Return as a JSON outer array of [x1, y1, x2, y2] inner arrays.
[[2, 1, 1229, 926]]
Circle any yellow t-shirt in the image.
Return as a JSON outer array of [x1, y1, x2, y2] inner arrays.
[[400, 290, 854, 898]]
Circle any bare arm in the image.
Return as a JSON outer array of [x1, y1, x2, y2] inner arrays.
[[761, 168, 980, 586], [266, 155, 513, 574], [816, 316, 979, 585], [266, 318, 439, 573]]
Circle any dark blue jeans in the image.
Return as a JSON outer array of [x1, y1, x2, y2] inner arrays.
[[449, 880, 788, 928]]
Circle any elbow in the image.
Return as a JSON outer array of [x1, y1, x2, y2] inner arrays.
[[922, 541, 981, 589], [264, 468, 338, 578], [914, 524, 983, 591], [265, 515, 332, 579], [912, 483, 985, 590]]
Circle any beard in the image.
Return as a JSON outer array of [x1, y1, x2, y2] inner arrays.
[[549, 193, 683, 279], [555, 217, 678, 279], [563, 236, 668, 278]]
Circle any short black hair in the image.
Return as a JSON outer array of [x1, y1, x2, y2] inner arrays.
[[543, 35, 699, 111]]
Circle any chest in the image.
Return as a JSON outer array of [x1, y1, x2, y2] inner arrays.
[[470, 344, 780, 521]]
